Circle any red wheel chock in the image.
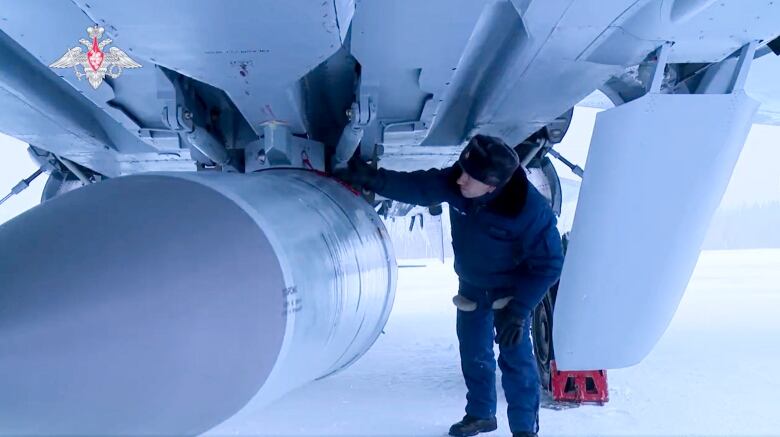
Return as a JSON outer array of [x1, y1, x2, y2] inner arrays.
[[550, 360, 609, 404]]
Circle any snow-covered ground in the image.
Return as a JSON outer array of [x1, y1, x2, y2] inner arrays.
[[213, 249, 780, 436]]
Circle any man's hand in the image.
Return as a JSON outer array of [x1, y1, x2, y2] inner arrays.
[[332, 157, 378, 190], [494, 305, 525, 348]]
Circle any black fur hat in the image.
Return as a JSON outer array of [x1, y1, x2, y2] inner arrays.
[[458, 134, 519, 187]]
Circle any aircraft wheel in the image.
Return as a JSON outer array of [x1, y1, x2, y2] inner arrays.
[[532, 288, 556, 391], [532, 232, 568, 392]]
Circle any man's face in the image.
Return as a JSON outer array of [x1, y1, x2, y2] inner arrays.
[[457, 170, 496, 199]]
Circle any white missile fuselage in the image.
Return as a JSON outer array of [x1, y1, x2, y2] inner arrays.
[[0, 170, 396, 434]]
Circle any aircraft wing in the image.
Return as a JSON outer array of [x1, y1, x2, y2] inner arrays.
[[1, 0, 778, 176]]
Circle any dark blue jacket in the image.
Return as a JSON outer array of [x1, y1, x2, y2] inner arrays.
[[372, 165, 564, 314]]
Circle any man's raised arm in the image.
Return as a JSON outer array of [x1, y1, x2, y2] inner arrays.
[[337, 159, 458, 207], [371, 166, 458, 206]]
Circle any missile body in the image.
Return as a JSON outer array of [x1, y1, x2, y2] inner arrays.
[[0, 169, 396, 435]]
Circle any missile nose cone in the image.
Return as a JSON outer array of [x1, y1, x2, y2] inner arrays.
[[0, 170, 395, 435]]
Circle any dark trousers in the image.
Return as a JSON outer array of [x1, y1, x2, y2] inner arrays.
[[456, 281, 540, 433]]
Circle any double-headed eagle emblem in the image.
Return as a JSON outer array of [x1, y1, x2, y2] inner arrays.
[[50, 25, 141, 89]]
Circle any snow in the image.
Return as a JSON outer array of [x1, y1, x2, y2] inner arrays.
[[212, 249, 780, 436]]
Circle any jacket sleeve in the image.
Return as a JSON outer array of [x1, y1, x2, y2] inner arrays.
[[370, 166, 458, 207], [510, 222, 565, 315]]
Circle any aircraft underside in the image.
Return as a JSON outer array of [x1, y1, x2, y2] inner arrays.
[[0, 0, 778, 434]]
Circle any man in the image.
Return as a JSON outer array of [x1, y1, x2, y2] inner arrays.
[[338, 135, 564, 437]]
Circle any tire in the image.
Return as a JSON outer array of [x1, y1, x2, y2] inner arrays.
[[532, 289, 556, 391], [532, 232, 568, 392]]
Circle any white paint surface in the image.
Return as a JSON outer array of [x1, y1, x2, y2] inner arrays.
[[554, 92, 758, 370]]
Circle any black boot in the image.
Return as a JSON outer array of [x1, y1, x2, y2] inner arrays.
[[512, 433, 537, 437], [448, 415, 498, 436]]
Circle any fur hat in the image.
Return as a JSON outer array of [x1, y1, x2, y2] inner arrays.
[[458, 134, 519, 187]]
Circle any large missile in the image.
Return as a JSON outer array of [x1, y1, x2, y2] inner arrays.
[[0, 169, 396, 435]]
